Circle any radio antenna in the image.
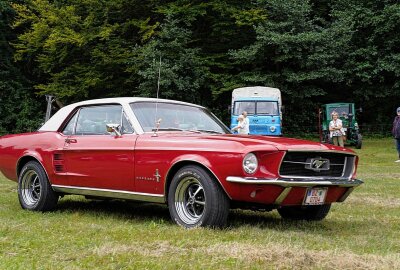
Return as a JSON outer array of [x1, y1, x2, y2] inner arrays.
[[157, 56, 161, 99], [153, 56, 162, 137]]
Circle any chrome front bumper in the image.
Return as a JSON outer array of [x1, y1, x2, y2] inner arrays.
[[226, 176, 363, 188]]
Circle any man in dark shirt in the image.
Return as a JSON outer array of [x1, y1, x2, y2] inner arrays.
[[392, 107, 400, 163]]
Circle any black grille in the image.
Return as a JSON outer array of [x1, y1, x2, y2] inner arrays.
[[279, 152, 353, 178]]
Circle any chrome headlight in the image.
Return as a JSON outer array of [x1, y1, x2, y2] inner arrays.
[[243, 153, 258, 174], [270, 126, 276, 132]]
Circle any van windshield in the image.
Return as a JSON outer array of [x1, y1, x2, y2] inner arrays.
[[328, 105, 350, 118], [234, 101, 278, 115]]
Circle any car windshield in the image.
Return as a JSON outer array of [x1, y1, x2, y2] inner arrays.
[[130, 102, 230, 134]]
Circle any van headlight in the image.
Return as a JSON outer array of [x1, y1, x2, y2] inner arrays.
[[243, 153, 258, 174], [270, 126, 276, 132]]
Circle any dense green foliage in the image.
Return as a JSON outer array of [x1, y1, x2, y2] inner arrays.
[[0, 0, 44, 133], [1, 0, 399, 133]]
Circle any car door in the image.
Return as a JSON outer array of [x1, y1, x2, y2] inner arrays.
[[62, 104, 136, 191]]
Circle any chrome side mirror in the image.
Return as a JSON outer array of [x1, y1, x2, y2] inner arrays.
[[106, 124, 121, 136]]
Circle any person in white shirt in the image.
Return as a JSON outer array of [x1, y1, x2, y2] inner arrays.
[[241, 111, 250, 135], [329, 111, 344, 147], [232, 115, 247, 134]]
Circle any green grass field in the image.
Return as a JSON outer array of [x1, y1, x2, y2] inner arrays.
[[0, 138, 399, 269]]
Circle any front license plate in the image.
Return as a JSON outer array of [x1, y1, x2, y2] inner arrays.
[[304, 188, 327, 205]]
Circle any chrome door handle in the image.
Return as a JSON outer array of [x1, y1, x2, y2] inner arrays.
[[65, 138, 77, 143]]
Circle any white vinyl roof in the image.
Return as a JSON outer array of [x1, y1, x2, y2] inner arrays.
[[39, 97, 203, 132]]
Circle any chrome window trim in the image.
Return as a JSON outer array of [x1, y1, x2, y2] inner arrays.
[[52, 185, 165, 203]]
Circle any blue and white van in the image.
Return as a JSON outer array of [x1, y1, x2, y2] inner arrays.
[[230, 86, 282, 136]]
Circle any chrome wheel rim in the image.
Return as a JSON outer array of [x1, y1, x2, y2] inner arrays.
[[20, 170, 41, 206], [174, 177, 206, 225]]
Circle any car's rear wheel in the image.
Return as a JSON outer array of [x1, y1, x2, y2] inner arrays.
[[277, 204, 331, 221], [18, 161, 59, 211], [168, 165, 229, 228]]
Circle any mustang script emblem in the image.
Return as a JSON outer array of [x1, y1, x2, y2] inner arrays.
[[305, 157, 330, 172]]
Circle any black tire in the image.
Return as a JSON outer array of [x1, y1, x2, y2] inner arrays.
[[355, 133, 362, 149], [277, 204, 331, 221], [18, 161, 59, 211], [168, 165, 230, 228]]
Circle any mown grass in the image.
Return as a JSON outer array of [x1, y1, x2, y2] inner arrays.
[[0, 138, 399, 269]]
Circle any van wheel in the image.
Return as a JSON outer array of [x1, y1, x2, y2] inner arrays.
[[168, 165, 229, 228], [18, 161, 59, 211]]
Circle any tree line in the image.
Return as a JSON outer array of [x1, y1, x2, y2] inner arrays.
[[1, 0, 399, 134]]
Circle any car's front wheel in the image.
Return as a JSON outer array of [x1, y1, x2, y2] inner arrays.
[[168, 165, 229, 228], [277, 204, 331, 221], [18, 161, 59, 211]]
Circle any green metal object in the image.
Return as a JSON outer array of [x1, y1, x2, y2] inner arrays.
[[319, 103, 362, 149]]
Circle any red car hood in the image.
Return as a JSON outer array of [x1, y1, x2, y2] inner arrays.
[[150, 132, 355, 154], [209, 134, 353, 153]]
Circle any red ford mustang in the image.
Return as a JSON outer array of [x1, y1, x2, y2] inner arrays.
[[0, 98, 363, 228]]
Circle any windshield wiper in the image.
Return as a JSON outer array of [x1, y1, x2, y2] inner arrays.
[[151, 128, 203, 134], [151, 127, 184, 132], [194, 129, 224, 134], [151, 127, 223, 134]]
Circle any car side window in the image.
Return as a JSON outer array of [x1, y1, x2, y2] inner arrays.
[[62, 105, 134, 135], [75, 105, 122, 135], [121, 112, 134, 134], [62, 112, 79, 135]]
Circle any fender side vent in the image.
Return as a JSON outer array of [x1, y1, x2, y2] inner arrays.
[[54, 153, 64, 160], [53, 153, 65, 172], [54, 164, 64, 172]]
